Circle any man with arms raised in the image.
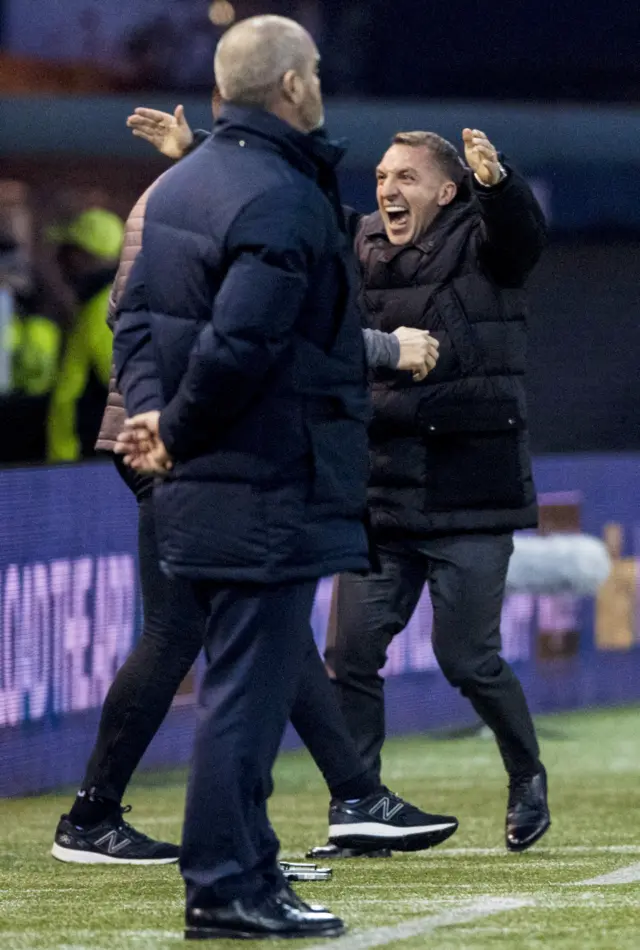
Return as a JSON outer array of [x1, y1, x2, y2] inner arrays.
[[320, 129, 550, 857], [130, 109, 550, 859]]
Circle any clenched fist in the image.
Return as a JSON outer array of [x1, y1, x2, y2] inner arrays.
[[462, 128, 504, 187], [393, 327, 440, 381]]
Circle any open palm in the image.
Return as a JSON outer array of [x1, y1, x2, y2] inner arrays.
[[127, 105, 194, 159]]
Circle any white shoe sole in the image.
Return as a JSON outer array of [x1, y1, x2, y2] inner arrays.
[[51, 842, 178, 865], [329, 820, 457, 839], [329, 820, 458, 852]]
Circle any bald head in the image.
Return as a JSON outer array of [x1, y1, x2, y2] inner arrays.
[[214, 15, 324, 132]]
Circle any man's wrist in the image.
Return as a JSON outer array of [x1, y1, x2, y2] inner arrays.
[[158, 405, 179, 457], [362, 327, 400, 369], [474, 163, 507, 189], [386, 331, 401, 368], [186, 129, 210, 155]]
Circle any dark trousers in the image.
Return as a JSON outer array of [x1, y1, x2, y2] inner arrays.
[[82, 463, 370, 804], [81, 492, 203, 801], [181, 579, 317, 907], [326, 533, 541, 780]]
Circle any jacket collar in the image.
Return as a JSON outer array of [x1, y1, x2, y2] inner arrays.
[[213, 104, 347, 182], [361, 187, 477, 256]]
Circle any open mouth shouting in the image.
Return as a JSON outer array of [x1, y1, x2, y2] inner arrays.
[[382, 204, 411, 239]]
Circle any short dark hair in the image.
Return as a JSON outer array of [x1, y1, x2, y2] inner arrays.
[[391, 131, 466, 185]]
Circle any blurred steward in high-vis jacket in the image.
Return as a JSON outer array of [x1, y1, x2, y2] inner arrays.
[[46, 208, 124, 461]]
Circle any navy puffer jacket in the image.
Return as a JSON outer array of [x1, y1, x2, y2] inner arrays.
[[114, 105, 371, 582]]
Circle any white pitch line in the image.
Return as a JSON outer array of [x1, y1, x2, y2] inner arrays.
[[282, 844, 640, 865], [303, 898, 533, 950], [305, 860, 640, 950], [281, 845, 640, 860], [0, 931, 178, 941], [433, 845, 640, 856], [578, 863, 640, 886], [10, 856, 640, 950]]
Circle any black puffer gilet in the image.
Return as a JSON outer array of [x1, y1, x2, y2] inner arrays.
[[356, 184, 539, 537]]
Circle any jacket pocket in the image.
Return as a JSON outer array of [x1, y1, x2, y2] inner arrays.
[[416, 394, 524, 435], [154, 479, 268, 572], [305, 418, 369, 517], [424, 427, 527, 511]]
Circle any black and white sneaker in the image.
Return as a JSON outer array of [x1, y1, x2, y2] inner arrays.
[[326, 787, 458, 853], [51, 806, 179, 865]]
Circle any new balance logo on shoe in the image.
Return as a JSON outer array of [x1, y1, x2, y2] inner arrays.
[[325, 787, 459, 854], [51, 811, 180, 865], [93, 830, 132, 855], [368, 796, 404, 822]]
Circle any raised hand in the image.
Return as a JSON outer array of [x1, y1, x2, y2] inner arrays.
[[127, 105, 194, 160], [462, 128, 503, 187]]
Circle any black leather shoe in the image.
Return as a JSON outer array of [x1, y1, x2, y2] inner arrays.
[[506, 767, 551, 852], [306, 841, 392, 860], [185, 894, 345, 940], [276, 883, 327, 913]]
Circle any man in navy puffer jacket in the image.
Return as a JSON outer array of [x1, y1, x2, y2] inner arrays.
[[113, 14, 369, 941]]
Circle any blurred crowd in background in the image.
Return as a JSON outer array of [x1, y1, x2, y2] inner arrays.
[[0, 0, 638, 465], [0, 187, 127, 464], [1, 0, 639, 100]]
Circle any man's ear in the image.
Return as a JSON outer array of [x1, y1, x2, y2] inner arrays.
[[282, 69, 305, 106], [438, 181, 458, 207]]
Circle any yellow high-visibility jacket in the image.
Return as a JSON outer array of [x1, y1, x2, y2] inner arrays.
[[47, 284, 113, 462], [7, 314, 61, 396]]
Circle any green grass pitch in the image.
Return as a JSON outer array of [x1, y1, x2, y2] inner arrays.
[[2, 706, 639, 949]]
